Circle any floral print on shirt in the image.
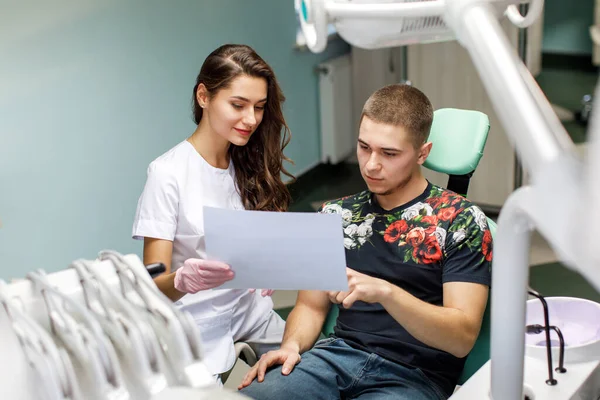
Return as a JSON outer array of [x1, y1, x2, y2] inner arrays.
[[320, 185, 493, 266]]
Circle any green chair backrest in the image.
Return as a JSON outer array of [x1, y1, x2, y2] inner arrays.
[[320, 107, 493, 385], [424, 108, 490, 176]]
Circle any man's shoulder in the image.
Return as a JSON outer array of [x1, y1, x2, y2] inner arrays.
[[319, 191, 371, 213], [425, 185, 484, 218], [422, 184, 491, 245], [426, 184, 469, 205]]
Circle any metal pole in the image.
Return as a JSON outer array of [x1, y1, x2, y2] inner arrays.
[[400, 46, 410, 84], [489, 188, 534, 400], [514, 3, 528, 189], [451, 3, 580, 398]]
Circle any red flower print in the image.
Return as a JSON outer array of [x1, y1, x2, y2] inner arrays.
[[450, 195, 464, 206], [427, 192, 464, 211], [437, 206, 462, 222], [413, 235, 443, 264], [482, 229, 493, 262], [384, 220, 409, 243], [406, 227, 426, 247], [441, 192, 462, 206], [420, 215, 438, 236], [421, 215, 438, 225], [426, 197, 444, 209]]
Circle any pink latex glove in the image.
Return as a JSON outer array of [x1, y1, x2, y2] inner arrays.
[[174, 258, 234, 294], [249, 289, 275, 297]]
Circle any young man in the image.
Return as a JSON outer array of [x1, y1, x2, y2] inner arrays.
[[238, 84, 492, 399]]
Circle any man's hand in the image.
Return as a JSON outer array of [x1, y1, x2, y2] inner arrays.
[[237, 346, 302, 389], [328, 268, 391, 309]]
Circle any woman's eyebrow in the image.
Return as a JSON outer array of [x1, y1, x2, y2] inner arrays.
[[230, 95, 267, 103]]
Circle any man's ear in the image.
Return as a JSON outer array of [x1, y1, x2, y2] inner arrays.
[[417, 141, 433, 165], [196, 83, 209, 108]]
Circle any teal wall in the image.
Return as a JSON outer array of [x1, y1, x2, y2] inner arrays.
[[0, 1, 350, 279], [542, 0, 595, 55]]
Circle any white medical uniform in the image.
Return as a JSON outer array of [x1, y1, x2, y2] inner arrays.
[[132, 140, 284, 376]]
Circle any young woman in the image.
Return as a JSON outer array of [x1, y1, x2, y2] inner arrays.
[[132, 44, 294, 380]]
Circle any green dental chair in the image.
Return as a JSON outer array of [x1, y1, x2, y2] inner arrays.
[[223, 108, 495, 387]]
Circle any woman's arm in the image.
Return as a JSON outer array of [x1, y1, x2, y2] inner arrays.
[[143, 237, 186, 302]]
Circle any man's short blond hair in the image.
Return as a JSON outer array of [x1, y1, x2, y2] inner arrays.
[[361, 84, 434, 148]]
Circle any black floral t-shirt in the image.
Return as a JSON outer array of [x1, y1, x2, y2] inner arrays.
[[320, 182, 492, 396]]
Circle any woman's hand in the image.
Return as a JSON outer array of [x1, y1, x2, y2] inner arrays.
[[173, 258, 234, 293]]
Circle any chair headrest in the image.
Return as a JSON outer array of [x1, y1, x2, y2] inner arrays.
[[423, 108, 490, 176]]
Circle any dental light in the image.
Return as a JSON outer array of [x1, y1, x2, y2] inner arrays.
[[297, 0, 600, 399], [296, 0, 544, 53]]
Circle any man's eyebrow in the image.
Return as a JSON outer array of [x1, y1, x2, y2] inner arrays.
[[358, 139, 401, 152]]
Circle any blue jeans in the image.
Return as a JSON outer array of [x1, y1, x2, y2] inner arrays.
[[239, 337, 448, 400]]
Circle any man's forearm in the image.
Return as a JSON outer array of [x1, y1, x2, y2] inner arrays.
[[380, 285, 479, 358], [281, 301, 330, 354]]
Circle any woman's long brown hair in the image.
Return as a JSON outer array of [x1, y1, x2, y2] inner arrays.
[[192, 44, 294, 212]]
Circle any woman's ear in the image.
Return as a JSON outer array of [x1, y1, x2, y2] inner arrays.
[[196, 83, 209, 108]]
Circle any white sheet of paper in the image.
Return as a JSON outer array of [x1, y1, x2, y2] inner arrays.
[[203, 206, 349, 291]]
